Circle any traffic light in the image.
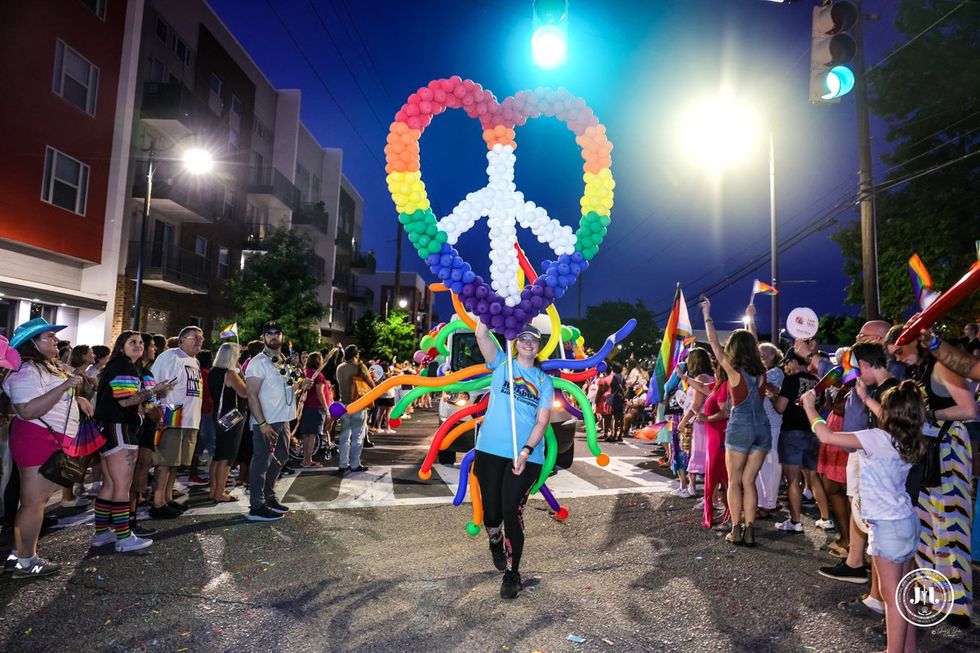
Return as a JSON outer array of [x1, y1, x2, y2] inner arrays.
[[532, 0, 568, 69], [809, 1, 858, 103]]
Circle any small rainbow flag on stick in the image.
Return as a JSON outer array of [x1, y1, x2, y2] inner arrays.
[[219, 323, 238, 340], [908, 254, 940, 311], [751, 279, 779, 297]]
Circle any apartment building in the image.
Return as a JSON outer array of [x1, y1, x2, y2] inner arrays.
[[0, 0, 141, 344], [113, 0, 367, 343], [351, 271, 434, 337]]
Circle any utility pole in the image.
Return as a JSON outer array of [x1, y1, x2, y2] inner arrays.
[[392, 221, 403, 316], [853, 0, 880, 319], [769, 132, 779, 341]]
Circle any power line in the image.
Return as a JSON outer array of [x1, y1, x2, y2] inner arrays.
[[865, 1, 970, 75], [263, 0, 385, 170], [335, 0, 396, 106]]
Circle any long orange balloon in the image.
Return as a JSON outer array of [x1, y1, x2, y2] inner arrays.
[[346, 364, 490, 414], [440, 417, 484, 451], [469, 471, 483, 526]]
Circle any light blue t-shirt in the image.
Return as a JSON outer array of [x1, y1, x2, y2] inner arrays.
[[476, 351, 554, 465]]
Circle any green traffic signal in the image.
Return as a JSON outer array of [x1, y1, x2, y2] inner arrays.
[[822, 65, 855, 100]]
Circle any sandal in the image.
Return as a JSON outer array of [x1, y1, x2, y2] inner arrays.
[[743, 524, 756, 547], [725, 523, 744, 545], [214, 495, 238, 503]]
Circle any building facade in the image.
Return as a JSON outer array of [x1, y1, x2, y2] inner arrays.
[[0, 0, 367, 347], [0, 0, 141, 344], [352, 271, 434, 338]]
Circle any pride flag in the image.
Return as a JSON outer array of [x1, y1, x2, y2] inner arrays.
[[908, 254, 939, 311], [649, 284, 692, 405], [751, 279, 779, 296], [219, 323, 238, 339]]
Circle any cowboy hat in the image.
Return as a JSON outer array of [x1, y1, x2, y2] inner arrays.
[[9, 317, 67, 349]]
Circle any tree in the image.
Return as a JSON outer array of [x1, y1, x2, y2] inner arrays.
[[374, 311, 418, 363], [816, 314, 865, 347], [570, 300, 661, 360], [220, 227, 325, 351], [831, 1, 979, 334], [351, 311, 380, 358]]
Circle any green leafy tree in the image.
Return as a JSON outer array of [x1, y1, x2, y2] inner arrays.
[[570, 300, 661, 359], [352, 311, 380, 358], [816, 314, 866, 346], [374, 311, 417, 363], [831, 1, 979, 334], [220, 227, 325, 351]]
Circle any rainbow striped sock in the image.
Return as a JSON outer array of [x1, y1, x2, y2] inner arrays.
[[111, 501, 131, 540], [93, 499, 111, 534]]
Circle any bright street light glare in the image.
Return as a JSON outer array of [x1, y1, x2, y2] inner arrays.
[[682, 97, 759, 169], [531, 25, 566, 68], [183, 147, 214, 175], [398, 298, 408, 308]]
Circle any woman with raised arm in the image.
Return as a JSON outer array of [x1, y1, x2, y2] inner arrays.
[[473, 321, 553, 599], [701, 297, 771, 547]]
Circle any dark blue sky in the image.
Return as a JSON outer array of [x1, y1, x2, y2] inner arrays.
[[210, 0, 902, 331]]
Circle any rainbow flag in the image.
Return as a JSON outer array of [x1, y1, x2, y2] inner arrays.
[[219, 322, 238, 339], [650, 284, 692, 405], [907, 254, 940, 310], [752, 279, 779, 296], [813, 366, 844, 394]]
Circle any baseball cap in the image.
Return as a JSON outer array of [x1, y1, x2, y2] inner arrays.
[[261, 320, 283, 334], [515, 325, 541, 340]]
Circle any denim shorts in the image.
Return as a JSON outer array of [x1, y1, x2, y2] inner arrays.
[[867, 514, 920, 563], [778, 429, 819, 470], [725, 418, 772, 454]]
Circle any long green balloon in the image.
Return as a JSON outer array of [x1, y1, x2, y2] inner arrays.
[[552, 377, 601, 457], [433, 318, 468, 356], [390, 375, 492, 419], [530, 424, 557, 495]]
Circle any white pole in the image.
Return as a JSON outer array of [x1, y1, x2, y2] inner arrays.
[[506, 338, 518, 466]]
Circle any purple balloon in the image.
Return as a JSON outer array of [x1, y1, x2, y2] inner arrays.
[[328, 402, 347, 419], [489, 302, 502, 315]]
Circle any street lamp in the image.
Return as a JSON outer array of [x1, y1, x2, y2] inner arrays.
[[398, 298, 408, 309], [682, 97, 780, 340], [131, 143, 214, 330]]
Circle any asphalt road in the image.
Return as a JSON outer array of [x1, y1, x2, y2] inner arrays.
[[1, 409, 978, 652]]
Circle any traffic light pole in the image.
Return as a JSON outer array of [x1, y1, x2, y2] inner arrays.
[[853, 0, 880, 319]]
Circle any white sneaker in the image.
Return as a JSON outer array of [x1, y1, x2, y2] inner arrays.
[[802, 488, 814, 501], [91, 531, 117, 547], [776, 519, 804, 533], [115, 535, 153, 553], [671, 487, 687, 497], [693, 497, 705, 510], [385, 429, 396, 434], [815, 518, 836, 531]]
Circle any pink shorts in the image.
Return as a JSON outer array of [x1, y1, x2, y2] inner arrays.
[[9, 418, 62, 468]]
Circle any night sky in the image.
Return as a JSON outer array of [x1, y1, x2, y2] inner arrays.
[[209, 0, 903, 333]]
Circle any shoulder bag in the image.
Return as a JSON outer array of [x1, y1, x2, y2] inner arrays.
[[216, 370, 244, 431], [920, 420, 952, 488]]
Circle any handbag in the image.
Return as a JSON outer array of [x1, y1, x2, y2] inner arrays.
[[920, 421, 952, 488], [215, 370, 244, 431], [36, 418, 85, 489], [350, 367, 374, 407]]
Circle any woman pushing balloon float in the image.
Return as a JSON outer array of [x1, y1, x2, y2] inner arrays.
[[330, 77, 621, 599]]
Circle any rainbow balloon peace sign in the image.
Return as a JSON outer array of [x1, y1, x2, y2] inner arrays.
[[385, 77, 614, 341]]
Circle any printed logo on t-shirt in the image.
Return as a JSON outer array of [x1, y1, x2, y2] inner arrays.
[[184, 365, 202, 397], [500, 377, 540, 409]]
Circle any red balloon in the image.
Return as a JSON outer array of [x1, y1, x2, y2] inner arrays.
[[389, 418, 402, 429]]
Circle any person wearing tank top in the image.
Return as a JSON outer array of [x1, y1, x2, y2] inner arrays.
[[701, 297, 771, 547], [888, 328, 978, 629]]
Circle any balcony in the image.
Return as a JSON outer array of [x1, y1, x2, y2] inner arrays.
[[126, 240, 212, 295], [132, 161, 220, 223], [309, 253, 327, 280], [291, 202, 330, 234], [352, 250, 376, 273], [247, 166, 300, 212], [349, 285, 375, 306], [140, 82, 217, 143]]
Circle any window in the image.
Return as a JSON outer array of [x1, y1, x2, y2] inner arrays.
[[188, 316, 204, 328], [52, 40, 99, 115], [195, 236, 210, 258], [253, 118, 272, 143], [80, 0, 106, 19], [41, 147, 90, 215], [149, 57, 166, 83], [30, 303, 59, 324], [156, 18, 169, 44], [172, 38, 189, 66], [229, 127, 239, 148], [231, 96, 243, 118], [146, 308, 170, 334], [218, 247, 230, 279], [208, 73, 222, 114]]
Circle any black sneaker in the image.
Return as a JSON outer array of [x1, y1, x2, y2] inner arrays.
[[363, 439, 375, 449], [3, 552, 17, 575], [149, 505, 181, 520], [500, 570, 523, 599], [266, 497, 290, 514], [247, 506, 284, 522], [489, 540, 507, 572], [12, 556, 61, 579], [335, 467, 349, 476], [168, 501, 189, 513], [280, 466, 296, 476], [350, 465, 370, 473], [131, 522, 157, 537], [818, 560, 869, 584]]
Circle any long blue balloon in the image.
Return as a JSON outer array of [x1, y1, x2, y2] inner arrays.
[[541, 319, 637, 372], [452, 448, 477, 506]]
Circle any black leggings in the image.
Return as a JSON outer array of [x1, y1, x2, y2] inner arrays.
[[473, 450, 542, 573]]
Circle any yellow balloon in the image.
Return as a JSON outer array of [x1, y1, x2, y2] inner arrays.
[[537, 304, 562, 361]]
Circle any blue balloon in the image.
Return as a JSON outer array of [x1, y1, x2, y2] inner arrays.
[[462, 271, 476, 283]]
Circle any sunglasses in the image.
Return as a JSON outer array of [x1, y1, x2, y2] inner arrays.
[[516, 335, 540, 344]]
